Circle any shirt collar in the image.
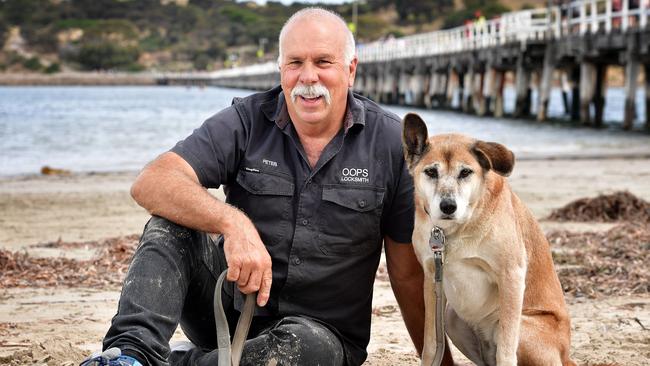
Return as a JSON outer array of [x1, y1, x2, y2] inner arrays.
[[262, 88, 366, 132]]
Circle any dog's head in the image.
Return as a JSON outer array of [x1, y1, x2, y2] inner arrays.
[[402, 113, 515, 228]]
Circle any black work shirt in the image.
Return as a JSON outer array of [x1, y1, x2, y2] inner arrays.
[[171, 86, 414, 366]]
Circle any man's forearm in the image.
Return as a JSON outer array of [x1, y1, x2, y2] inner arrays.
[[131, 152, 273, 305], [390, 271, 426, 355], [130, 152, 238, 235]]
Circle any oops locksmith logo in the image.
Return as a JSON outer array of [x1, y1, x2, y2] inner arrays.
[[340, 167, 370, 184]]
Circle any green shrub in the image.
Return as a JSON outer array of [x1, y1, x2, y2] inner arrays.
[[76, 41, 140, 70], [23, 56, 43, 71], [44, 62, 61, 73]]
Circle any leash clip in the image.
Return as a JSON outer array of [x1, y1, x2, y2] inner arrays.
[[429, 226, 445, 251], [429, 226, 445, 282]]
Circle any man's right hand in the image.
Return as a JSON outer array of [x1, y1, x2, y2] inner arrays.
[[131, 152, 273, 307], [221, 209, 273, 307]]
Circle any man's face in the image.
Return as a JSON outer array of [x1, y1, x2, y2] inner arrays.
[[279, 18, 357, 128]]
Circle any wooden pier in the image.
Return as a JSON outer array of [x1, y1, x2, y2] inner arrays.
[[158, 0, 650, 130]]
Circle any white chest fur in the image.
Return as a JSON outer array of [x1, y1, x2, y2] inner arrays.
[[444, 255, 500, 331]]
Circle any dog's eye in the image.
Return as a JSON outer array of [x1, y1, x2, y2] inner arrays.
[[458, 168, 473, 179], [424, 167, 438, 179]]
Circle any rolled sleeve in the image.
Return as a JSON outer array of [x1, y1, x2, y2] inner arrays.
[[170, 105, 248, 188], [382, 154, 415, 244]]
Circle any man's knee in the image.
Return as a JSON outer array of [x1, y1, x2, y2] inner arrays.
[[144, 216, 196, 243], [139, 216, 207, 258], [244, 316, 345, 366]]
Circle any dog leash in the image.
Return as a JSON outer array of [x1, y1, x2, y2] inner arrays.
[[214, 270, 257, 366], [429, 226, 447, 366]]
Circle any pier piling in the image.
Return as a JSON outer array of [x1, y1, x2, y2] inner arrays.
[[463, 69, 474, 113], [623, 53, 639, 130], [580, 61, 597, 125], [593, 64, 607, 127], [493, 70, 506, 118], [537, 45, 556, 121], [480, 66, 496, 116], [646, 64, 650, 129], [514, 56, 532, 118]]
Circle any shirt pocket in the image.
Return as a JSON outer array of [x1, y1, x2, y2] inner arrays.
[[231, 169, 294, 247], [317, 185, 385, 256]]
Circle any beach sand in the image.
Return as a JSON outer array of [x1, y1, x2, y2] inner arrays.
[[1, 157, 650, 365]]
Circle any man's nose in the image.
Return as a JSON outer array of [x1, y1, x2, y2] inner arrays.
[[440, 198, 457, 215], [298, 63, 319, 84]]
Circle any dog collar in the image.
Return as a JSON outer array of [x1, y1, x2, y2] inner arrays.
[[423, 204, 446, 250]]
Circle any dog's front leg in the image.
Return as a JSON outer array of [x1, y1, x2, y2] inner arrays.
[[412, 213, 438, 366], [496, 262, 526, 366]]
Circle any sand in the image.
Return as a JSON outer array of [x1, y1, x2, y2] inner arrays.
[[1, 157, 650, 365]]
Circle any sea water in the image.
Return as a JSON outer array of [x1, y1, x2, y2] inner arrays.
[[0, 86, 648, 177]]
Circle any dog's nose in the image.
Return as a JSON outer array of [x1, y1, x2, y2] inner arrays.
[[440, 199, 457, 215]]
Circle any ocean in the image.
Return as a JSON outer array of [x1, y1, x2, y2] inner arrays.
[[1, 85, 648, 177]]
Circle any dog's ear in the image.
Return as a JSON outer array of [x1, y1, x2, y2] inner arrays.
[[402, 113, 429, 169], [472, 140, 515, 177]]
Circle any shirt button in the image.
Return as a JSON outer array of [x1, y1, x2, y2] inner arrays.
[[301, 219, 309, 226], [358, 199, 367, 208], [293, 257, 302, 265]]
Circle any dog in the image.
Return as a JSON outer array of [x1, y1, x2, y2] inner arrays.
[[402, 113, 575, 366]]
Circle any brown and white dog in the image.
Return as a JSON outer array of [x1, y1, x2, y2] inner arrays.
[[402, 113, 575, 366]]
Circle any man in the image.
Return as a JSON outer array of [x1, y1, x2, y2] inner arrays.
[[82, 8, 436, 366]]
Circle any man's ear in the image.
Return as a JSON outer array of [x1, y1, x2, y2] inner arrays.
[[472, 140, 515, 177], [348, 56, 358, 87], [402, 113, 429, 169]]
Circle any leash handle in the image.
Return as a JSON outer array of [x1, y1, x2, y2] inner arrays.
[[214, 270, 257, 366], [429, 226, 446, 366]]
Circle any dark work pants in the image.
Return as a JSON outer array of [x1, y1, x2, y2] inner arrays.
[[103, 216, 345, 366]]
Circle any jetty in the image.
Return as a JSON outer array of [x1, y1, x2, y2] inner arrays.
[[157, 0, 650, 130]]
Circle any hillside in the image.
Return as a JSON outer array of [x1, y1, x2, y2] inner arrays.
[[0, 0, 545, 73]]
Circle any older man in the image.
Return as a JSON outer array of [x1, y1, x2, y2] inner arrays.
[[82, 7, 440, 366]]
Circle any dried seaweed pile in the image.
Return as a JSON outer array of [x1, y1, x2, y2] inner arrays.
[[0, 235, 139, 288], [548, 191, 650, 223], [549, 222, 650, 298]]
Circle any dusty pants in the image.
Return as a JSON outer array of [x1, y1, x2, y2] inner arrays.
[[103, 216, 346, 366]]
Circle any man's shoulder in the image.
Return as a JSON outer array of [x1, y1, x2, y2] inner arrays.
[[227, 86, 281, 124], [353, 93, 401, 127], [231, 86, 281, 109]]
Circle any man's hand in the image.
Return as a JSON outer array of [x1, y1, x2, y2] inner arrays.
[[131, 152, 273, 307], [222, 209, 273, 307]]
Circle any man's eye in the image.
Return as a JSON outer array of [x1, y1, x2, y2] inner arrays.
[[424, 167, 438, 179], [458, 168, 473, 179]]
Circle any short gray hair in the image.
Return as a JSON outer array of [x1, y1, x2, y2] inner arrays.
[[277, 7, 356, 66]]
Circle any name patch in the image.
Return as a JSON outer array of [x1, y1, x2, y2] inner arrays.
[[263, 159, 278, 167]]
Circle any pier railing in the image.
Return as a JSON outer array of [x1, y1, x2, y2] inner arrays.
[[357, 0, 648, 63], [172, 0, 649, 81]]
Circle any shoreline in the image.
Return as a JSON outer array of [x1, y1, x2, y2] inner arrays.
[[0, 72, 157, 86]]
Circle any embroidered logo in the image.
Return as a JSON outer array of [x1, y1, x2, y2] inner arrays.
[[340, 167, 369, 184], [263, 159, 278, 167]]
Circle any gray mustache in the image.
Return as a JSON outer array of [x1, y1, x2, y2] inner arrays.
[[290, 84, 331, 105]]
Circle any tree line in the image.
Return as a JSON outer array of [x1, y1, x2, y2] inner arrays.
[[0, 0, 516, 72]]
